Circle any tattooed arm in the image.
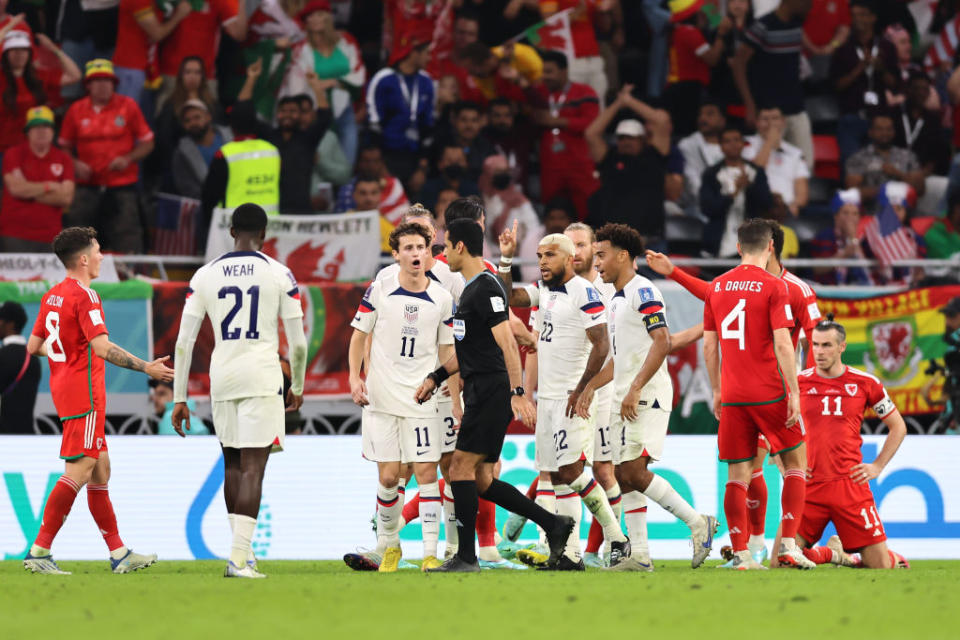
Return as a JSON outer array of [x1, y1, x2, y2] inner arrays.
[[90, 334, 174, 381]]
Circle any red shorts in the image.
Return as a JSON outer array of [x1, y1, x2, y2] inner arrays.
[[61, 409, 107, 460], [798, 479, 886, 551], [718, 398, 804, 462]]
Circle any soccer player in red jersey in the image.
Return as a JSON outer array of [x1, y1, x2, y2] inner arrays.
[[23, 227, 174, 575], [795, 318, 909, 569], [702, 219, 812, 569], [646, 223, 821, 564]]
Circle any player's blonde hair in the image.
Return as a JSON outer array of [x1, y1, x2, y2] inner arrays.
[[538, 233, 575, 256], [564, 222, 595, 242], [402, 203, 435, 222]]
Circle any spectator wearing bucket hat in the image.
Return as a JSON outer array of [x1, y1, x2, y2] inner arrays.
[[59, 59, 154, 253], [0, 105, 75, 252], [0, 25, 80, 157]]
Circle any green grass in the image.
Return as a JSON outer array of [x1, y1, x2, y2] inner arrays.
[[0, 560, 954, 640]]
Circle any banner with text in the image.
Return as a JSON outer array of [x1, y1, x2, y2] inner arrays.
[[0, 253, 119, 282], [204, 209, 380, 283]]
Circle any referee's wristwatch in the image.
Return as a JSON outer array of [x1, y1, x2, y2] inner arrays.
[[510, 386, 525, 397]]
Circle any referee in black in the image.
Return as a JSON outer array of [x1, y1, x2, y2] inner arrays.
[[415, 211, 574, 572]]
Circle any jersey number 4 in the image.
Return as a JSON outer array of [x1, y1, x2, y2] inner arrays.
[[44, 311, 67, 362], [720, 299, 746, 350], [218, 286, 260, 341]]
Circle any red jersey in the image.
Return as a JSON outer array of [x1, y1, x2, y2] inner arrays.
[[781, 269, 820, 349], [799, 365, 895, 484], [31, 279, 109, 419], [539, 0, 600, 58], [703, 264, 793, 405], [667, 24, 710, 86], [58, 93, 153, 187], [0, 68, 62, 151], [803, 0, 850, 49], [0, 141, 74, 242], [113, 0, 159, 71], [159, 0, 239, 77], [533, 81, 599, 169]]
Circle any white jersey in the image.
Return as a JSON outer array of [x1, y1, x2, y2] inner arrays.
[[523, 275, 606, 401], [376, 259, 465, 304], [609, 274, 673, 408], [592, 273, 616, 407], [183, 250, 303, 402], [351, 272, 454, 417]]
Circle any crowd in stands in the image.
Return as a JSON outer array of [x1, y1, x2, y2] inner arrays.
[[2, 0, 960, 286]]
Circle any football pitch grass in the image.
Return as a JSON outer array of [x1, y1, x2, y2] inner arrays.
[[0, 559, 954, 640]]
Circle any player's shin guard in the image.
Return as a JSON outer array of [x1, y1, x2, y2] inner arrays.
[[419, 482, 441, 559], [555, 485, 582, 560], [86, 484, 124, 553], [747, 469, 767, 537], [230, 515, 256, 568], [724, 480, 749, 552], [450, 480, 479, 563], [33, 475, 81, 551], [643, 474, 700, 528], [622, 491, 649, 556], [442, 482, 458, 551], [780, 469, 806, 539], [376, 484, 402, 548], [570, 472, 626, 543]]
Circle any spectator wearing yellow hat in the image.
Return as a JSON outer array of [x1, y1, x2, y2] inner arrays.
[[0, 105, 75, 252], [59, 59, 154, 253]]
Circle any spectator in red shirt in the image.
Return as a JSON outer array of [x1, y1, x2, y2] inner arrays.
[[530, 50, 600, 219], [0, 26, 80, 157], [113, 0, 192, 114], [158, 0, 247, 104], [0, 106, 75, 252], [59, 59, 154, 253], [540, 0, 607, 100], [802, 0, 850, 56], [426, 8, 480, 87]]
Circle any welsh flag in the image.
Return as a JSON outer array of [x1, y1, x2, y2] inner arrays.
[[517, 8, 575, 61]]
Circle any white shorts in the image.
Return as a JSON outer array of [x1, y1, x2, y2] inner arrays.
[[612, 405, 670, 465], [593, 385, 614, 463], [535, 397, 594, 472], [361, 409, 442, 463], [212, 395, 285, 450], [438, 401, 459, 454]]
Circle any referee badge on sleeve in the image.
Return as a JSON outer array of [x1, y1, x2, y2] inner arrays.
[[454, 319, 466, 341]]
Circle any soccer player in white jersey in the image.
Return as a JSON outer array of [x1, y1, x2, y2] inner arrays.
[[496, 230, 630, 570], [348, 222, 456, 572], [576, 223, 718, 571], [171, 204, 308, 579]]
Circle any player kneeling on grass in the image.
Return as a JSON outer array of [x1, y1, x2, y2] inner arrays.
[[794, 318, 909, 569], [171, 204, 308, 579], [25, 227, 174, 575], [576, 223, 718, 571], [347, 222, 456, 572]]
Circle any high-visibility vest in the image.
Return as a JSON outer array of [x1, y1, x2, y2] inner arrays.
[[221, 139, 280, 214]]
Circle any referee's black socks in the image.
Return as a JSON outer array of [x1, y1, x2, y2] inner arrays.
[[481, 479, 559, 532], [451, 480, 479, 563]]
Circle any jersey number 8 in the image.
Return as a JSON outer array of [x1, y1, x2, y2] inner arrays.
[[44, 311, 67, 362], [218, 286, 261, 341]]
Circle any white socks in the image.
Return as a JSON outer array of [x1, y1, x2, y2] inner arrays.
[[748, 534, 766, 551], [376, 483, 402, 550], [442, 482, 458, 554], [534, 477, 555, 547], [228, 512, 256, 564], [230, 515, 256, 568], [643, 474, 700, 529], [622, 491, 649, 556], [555, 485, 582, 561], [419, 481, 441, 559], [569, 471, 626, 543]]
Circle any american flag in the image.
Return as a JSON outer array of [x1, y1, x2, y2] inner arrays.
[[864, 203, 918, 266], [152, 194, 199, 255], [924, 15, 960, 73]]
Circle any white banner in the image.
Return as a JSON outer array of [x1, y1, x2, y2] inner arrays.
[[1, 435, 958, 561], [0, 253, 119, 283], [204, 209, 380, 282]]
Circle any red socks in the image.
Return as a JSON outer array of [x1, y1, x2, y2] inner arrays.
[[525, 476, 539, 500], [802, 546, 834, 564], [402, 491, 421, 524], [747, 469, 767, 536], [87, 484, 124, 552], [34, 476, 81, 550], [724, 480, 749, 552], [585, 517, 603, 554], [477, 498, 496, 547], [780, 469, 806, 539]]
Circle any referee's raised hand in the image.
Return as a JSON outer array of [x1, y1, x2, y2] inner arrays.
[[512, 394, 536, 427]]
